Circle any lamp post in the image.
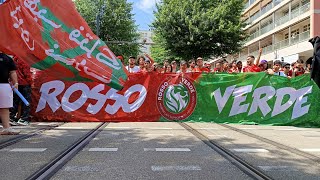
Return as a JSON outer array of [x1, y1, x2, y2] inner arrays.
[[96, 1, 106, 37]]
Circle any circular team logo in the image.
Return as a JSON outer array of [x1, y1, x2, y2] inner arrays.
[[157, 77, 197, 120]]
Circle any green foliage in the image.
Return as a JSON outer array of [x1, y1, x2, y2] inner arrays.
[[152, 0, 246, 60], [74, 0, 140, 60]]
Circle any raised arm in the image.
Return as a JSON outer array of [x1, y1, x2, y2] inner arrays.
[[144, 53, 155, 66], [254, 48, 262, 66]]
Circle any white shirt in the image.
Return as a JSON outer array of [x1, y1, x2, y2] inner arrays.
[[126, 66, 140, 73], [274, 71, 287, 77]]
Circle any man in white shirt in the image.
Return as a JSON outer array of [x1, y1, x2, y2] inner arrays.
[[126, 56, 140, 73], [266, 60, 286, 77]]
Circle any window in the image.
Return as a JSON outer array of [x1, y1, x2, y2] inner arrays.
[[303, 24, 310, 32], [291, 29, 300, 38], [285, 33, 289, 39]]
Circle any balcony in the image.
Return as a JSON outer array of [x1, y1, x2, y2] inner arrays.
[[263, 44, 273, 54], [260, 3, 273, 17], [248, 31, 260, 41], [260, 23, 274, 35], [291, 30, 310, 45], [275, 13, 290, 27], [274, 39, 289, 50], [275, 2, 310, 27]]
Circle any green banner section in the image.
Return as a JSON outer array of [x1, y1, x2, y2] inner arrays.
[[182, 73, 320, 127]]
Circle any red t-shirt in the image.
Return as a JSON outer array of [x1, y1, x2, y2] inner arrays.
[[243, 65, 261, 72], [192, 67, 210, 73], [288, 68, 305, 77], [13, 56, 32, 85]]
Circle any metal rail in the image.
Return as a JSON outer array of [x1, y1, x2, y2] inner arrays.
[[219, 124, 320, 164], [27, 123, 108, 180], [179, 122, 272, 180], [0, 124, 62, 150]]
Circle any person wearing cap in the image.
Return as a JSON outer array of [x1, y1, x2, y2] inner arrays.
[[259, 59, 268, 71], [171, 60, 177, 73], [193, 57, 210, 73], [282, 62, 291, 76], [243, 48, 262, 72], [126, 56, 140, 73], [266, 60, 286, 77], [177, 60, 191, 73]]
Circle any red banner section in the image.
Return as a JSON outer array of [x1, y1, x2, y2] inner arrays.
[[32, 73, 164, 122], [0, 0, 127, 89]]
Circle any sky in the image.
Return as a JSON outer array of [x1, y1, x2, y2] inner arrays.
[[128, 0, 160, 31]]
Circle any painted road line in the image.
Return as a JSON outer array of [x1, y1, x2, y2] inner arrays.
[[151, 166, 201, 171], [56, 127, 84, 129], [232, 148, 269, 153], [258, 166, 298, 171], [107, 127, 131, 129], [144, 148, 191, 152], [10, 148, 47, 152], [87, 148, 118, 152], [146, 134, 174, 136], [64, 166, 100, 172], [300, 149, 320, 152], [207, 135, 228, 138]]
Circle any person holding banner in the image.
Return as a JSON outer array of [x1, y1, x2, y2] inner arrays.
[[0, 52, 20, 135], [10, 56, 32, 126]]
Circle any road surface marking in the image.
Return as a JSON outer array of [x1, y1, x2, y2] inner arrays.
[[300, 148, 320, 152], [10, 148, 47, 152], [232, 148, 269, 153], [64, 166, 99, 172], [88, 148, 118, 152], [146, 134, 174, 136], [151, 166, 201, 171], [208, 135, 228, 138], [144, 148, 191, 152]]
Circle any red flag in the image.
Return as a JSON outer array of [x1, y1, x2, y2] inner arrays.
[[0, 0, 128, 89]]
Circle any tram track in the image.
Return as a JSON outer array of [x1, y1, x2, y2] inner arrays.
[[219, 124, 320, 164], [179, 122, 272, 180], [0, 123, 64, 150], [26, 122, 108, 180]]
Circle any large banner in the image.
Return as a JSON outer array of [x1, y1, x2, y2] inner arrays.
[[31, 73, 320, 127], [0, 0, 127, 89]]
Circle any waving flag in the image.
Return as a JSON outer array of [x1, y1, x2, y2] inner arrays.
[[0, 0, 128, 89], [309, 36, 320, 88]]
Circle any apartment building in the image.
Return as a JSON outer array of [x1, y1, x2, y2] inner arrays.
[[237, 0, 320, 64]]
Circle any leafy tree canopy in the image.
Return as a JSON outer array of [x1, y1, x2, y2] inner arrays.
[[75, 0, 140, 62], [152, 0, 246, 60]]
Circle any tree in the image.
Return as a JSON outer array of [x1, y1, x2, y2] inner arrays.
[[74, 0, 140, 61], [152, 0, 246, 59]]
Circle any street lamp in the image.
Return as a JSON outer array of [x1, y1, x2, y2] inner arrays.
[[96, 1, 106, 37]]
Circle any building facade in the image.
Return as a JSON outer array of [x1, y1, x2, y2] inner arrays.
[[137, 30, 154, 55], [237, 0, 320, 64]]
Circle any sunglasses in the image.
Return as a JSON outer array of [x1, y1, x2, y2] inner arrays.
[[284, 67, 290, 69]]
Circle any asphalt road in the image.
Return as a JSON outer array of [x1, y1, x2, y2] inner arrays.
[[0, 122, 319, 180]]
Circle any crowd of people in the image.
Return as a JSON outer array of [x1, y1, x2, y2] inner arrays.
[[118, 50, 311, 79], [0, 50, 312, 135]]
